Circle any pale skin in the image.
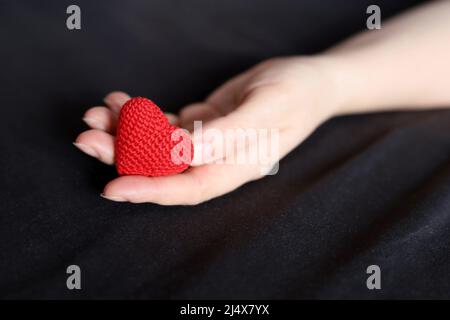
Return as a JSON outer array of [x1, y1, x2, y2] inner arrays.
[[75, 0, 450, 205]]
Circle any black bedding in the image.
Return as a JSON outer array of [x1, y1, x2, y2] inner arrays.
[[1, 0, 449, 299]]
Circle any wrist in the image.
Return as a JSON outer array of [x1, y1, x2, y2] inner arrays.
[[306, 54, 350, 118], [292, 54, 349, 120]]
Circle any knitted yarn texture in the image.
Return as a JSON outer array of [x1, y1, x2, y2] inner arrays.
[[115, 97, 193, 176]]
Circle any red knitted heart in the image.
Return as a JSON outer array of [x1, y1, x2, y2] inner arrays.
[[115, 97, 193, 176]]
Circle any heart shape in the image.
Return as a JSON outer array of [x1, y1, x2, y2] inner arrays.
[[115, 97, 193, 176]]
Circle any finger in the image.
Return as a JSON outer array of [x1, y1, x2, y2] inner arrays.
[[165, 112, 179, 126], [74, 129, 115, 165], [192, 87, 289, 166], [102, 162, 262, 205], [178, 73, 252, 132], [83, 106, 117, 133], [191, 93, 270, 166], [206, 71, 252, 113], [103, 91, 131, 113], [179, 102, 222, 131], [190, 113, 246, 166], [82, 105, 176, 133]]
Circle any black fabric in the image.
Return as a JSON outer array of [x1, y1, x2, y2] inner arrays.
[[1, 0, 449, 299]]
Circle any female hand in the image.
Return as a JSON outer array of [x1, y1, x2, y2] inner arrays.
[[74, 56, 340, 205]]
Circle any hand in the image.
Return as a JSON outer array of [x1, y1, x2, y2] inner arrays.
[[74, 56, 340, 205]]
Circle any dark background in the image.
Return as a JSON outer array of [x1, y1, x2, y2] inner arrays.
[[1, 0, 449, 299]]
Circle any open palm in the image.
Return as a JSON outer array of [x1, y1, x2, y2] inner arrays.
[[74, 57, 336, 205]]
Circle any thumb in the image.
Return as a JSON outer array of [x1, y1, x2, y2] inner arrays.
[[190, 92, 272, 166]]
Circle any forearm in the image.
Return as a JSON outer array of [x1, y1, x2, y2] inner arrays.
[[322, 0, 450, 115]]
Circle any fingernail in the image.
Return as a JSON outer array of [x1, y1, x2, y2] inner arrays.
[[165, 113, 178, 125], [103, 96, 117, 111], [103, 94, 127, 112], [83, 117, 106, 130], [73, 142, 99, 159], [100, 194, 126, 202], [103, 96, 111, 105]]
